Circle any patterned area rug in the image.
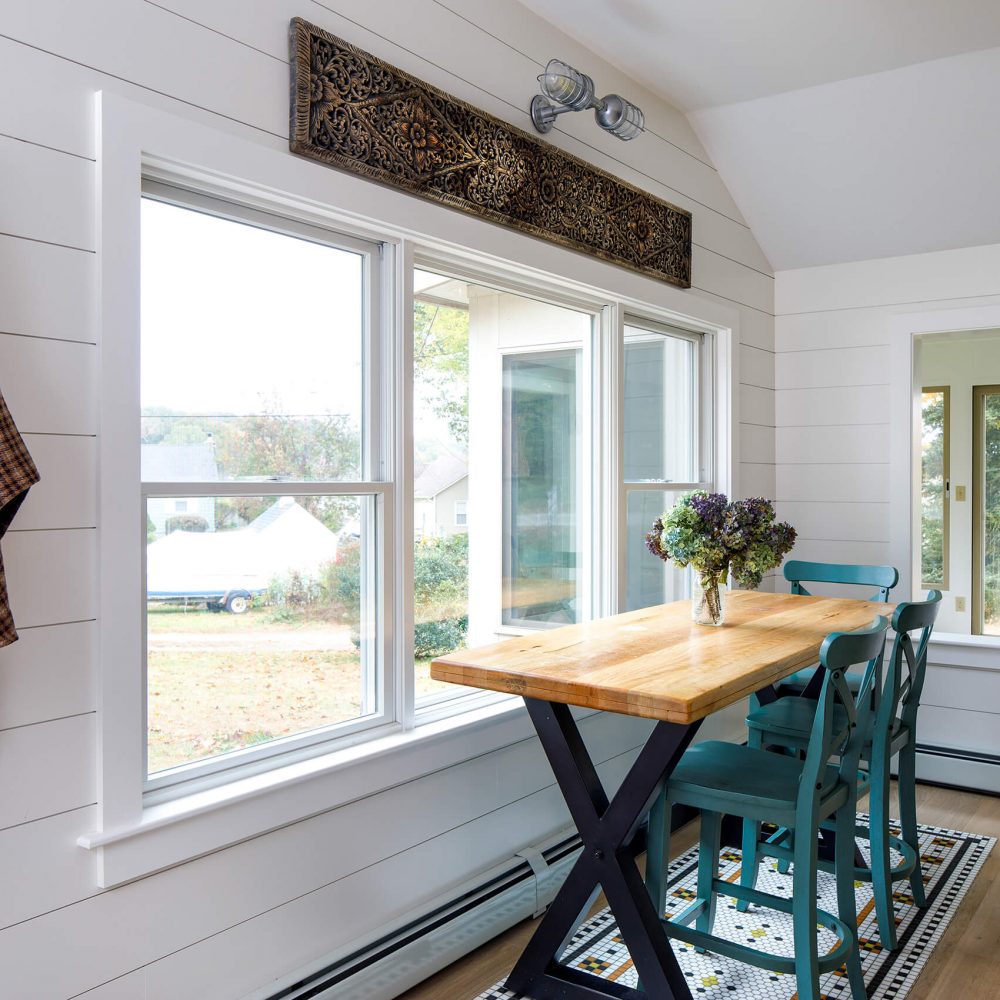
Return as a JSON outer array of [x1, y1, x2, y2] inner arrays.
[[477, 818, 994, 1000]]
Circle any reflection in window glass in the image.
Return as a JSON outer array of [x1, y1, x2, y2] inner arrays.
[[503, 350, 582, 626], [411, 270, 591, 704], [624, 326, 696, 483], [140, 198, 364, 482], [625, 491, 691, 611], [920, 389, 947, 588], [145, 494, 376, 775]]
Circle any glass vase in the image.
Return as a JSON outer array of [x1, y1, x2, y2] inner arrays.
[[692, 570, 726, 626]]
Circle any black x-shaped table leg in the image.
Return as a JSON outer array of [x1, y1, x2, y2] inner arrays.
[[504, 699, 702, 1000]]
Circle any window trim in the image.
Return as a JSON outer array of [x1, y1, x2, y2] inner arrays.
[[90, 91, 737, 886], [920, 385, 950, 591]]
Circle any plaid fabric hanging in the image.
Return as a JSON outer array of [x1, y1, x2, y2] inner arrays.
[[0, 388, 40, 648]]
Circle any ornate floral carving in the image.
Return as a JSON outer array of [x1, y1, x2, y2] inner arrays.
[[289, 18, 692, 288]]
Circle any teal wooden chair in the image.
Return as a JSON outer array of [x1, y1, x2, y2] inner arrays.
[[645, 616, 890, 1000], [776, 560, 898, 697], [743, 592, 941, 950]]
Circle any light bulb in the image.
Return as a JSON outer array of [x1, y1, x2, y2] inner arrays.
[[538, 59, 595, 112]]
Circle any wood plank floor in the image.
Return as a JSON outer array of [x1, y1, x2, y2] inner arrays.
[[398, 781, 1000, 1000]]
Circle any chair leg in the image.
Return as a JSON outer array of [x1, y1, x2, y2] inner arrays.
[[869, 759, 897, 951], [835, 804, 867, 999], [737, 819, 759, 912], [791, 821, 821, 1000], [645, 789, 671, 917], [898, 743, 927, 907], [696, 810, 723, 945]]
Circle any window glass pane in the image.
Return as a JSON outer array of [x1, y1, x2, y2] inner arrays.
[[145, 494, 377, 775], [920, 389, 947, 587], [624, 325, 696, 483], [625, 491, 691, 611], [982, 390, 1000, 634], [504, 349, 583, 626], [411, 270, 591, 706], [140, 198, 364, 482]]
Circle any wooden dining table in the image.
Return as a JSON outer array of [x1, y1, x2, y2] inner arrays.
[[430, 589, 894, 1000]]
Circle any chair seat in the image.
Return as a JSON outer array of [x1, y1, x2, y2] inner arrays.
[[748, 697, 849, 744], [668, 741, 841, 813], [777, 666, 864, 696], [747, 698, 912, 757]]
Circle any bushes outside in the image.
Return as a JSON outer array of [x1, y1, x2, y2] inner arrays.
[[321, 533, 469, 658], [165, 513, 209, 534]]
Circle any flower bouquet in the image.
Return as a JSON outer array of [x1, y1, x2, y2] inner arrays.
[[644, 492, 796, 625]]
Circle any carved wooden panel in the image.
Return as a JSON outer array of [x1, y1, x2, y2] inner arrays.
[[289, 18, 692, 288]]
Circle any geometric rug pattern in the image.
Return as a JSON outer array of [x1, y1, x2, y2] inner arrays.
[[476, 817, 995, 1000]]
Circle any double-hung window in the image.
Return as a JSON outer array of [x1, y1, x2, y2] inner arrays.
[[622, 318, 713, 611], [140, 187, 390, 791], [92, 96, 729, 884]]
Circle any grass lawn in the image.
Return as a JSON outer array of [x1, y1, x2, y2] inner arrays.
[[147, 603, 365, 773], [146, 604, 467, 774]]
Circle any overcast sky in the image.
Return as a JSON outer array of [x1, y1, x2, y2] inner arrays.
[[141, 198, 363, 421]]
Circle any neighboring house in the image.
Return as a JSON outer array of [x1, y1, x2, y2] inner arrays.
[[141, 441, 219, 538], [146, 497, 339, 607], [414, 451, 468, 538]]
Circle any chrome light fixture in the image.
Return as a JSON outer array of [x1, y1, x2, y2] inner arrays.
[[530, 59, 645, 141]]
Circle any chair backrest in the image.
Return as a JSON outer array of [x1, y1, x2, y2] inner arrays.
[[872, 591, 942, 752], [784, 560, 899, 602], [798, 615, 891, 809]]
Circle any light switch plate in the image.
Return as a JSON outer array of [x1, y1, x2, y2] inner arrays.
[[955, 596, 966, 612], [956, 485, 967, 501]]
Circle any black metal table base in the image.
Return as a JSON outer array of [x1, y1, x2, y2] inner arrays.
[[504, 699, 701, 1000]]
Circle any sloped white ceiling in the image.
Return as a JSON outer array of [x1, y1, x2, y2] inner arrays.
[[519, 1, 1000, 270]]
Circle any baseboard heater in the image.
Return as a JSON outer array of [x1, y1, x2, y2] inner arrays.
[[914, 742, 1000, 796], [250, 828, 583, 1000]]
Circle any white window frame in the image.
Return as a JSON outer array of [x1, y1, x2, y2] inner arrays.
[[454, 500, 467, 526], [139, 183, 395, 797], [87, 92, 736, 887]]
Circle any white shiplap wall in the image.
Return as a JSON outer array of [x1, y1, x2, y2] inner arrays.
[[774, 243, 1000, 790], [0, 1, 773, 996]]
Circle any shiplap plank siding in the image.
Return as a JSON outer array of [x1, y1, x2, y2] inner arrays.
[[4, 529, 98, 628], [0, 622, 96, 731], [740, 422, 777, 464], [776, 424, 890, 464], [774, 240, 1000, 790], [775, 384, 890, 426], [0, 806, 102, 931], [0, 715, 642, 996], [12, 435, 97, 531], [0, 136, 94, 250], [0, 0, 773, 996], [0, 713, 95, 831], [777, 463, 890, 503], [775, 344, 890, 389], [0, 336, 96, 434], [740, 383, 776, 427], [775, 501, 889, 543], [0, 236, 96, 343]]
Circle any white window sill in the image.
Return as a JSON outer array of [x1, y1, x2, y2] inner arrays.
[[928, 632, 1000, 671], [80, 694, 586, 888]]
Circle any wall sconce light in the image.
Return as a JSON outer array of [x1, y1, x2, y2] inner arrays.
[[530, 59, 645, 141]]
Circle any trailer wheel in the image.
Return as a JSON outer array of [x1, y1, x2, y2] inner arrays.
[[225, 592, 251, 614]]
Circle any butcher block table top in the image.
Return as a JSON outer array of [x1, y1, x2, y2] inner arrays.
[[430, 590, 893, 725]]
